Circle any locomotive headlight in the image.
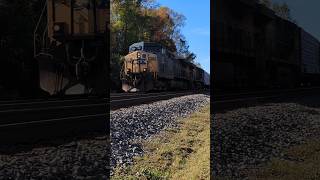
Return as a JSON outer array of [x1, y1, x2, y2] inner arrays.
[[54, 25, 60, 31], [137, 52, 141, 58], [143, 68, 147, 72]]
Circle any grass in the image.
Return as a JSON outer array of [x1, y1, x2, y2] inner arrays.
[[245, 140, 320, 180], [112, 104, 210, 180]]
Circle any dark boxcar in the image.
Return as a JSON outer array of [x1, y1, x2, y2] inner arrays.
[[214, 0, 304, 91], [213, 0, 275, 90], [299, 28, 320, 86], [267, 17, 300, 88], [203, 70, 210, 89]]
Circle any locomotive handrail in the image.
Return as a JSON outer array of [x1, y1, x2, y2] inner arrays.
[[120, 65, 126, 80], [34, 0, 48, 57], [42, 23, 49, 51], [34, 52, 54, 59]]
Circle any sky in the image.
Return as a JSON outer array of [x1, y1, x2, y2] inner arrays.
[[157, 0, 211, 74], [272, 0, 320, 40]]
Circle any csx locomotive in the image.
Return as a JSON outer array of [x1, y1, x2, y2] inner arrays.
[[34, 0, 108, 96], [121, 42, 210, 92]]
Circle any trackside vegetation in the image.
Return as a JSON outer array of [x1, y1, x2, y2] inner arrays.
[[245, 139, 320, 180], [112, 105, 210, 179]]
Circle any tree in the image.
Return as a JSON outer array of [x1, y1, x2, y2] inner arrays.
[[111, 0, 188, 54], [259, 0, 272, 8], [111, 0, 149, 54], [145, 6, 186, 52], [272, 2, 292, 21], [195, 62, 201, 68], [176, 38, 196, 63], [0, 0, 43, 94], [259, 0, 296, 23]]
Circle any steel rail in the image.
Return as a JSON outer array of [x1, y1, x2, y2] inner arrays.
[[110, 91, 206, 110], [0, 98, 107, 107], [0, 96, 107, 104], [110, 90, 205, 98], [110, 92, 194, 103], [0, 113, 106, 128], [0, 103, 106, 113], [0, 91, 207, 143], [212, 87, 320, 111], [213, 87, 320, 99]]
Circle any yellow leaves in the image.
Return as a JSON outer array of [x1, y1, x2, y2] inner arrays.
[[110, 0, 186, 55]]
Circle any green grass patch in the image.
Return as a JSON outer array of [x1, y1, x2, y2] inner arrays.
[[245, 140, 320, 180], [112, 105, 210, 180]]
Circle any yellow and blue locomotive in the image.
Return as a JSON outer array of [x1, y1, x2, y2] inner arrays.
[[121, 42, 210, 92]]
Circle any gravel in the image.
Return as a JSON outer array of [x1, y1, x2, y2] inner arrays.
[[110, 94, 210, 171], [212, 102, 320, 179], [0, 136, 108, 179], [0, 93, 209, 179]]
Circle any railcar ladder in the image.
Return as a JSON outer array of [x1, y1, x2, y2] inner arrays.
[[34, 0, 52, 59]]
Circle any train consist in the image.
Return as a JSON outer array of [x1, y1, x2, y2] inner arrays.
[[214, 0, 320, 90], [34, 0, 108, 96], [121, 42, 210, 92]]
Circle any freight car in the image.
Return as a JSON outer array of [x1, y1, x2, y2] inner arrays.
[[299, 28, 320, 86], [214, 0, 320, 91], [121, 42, 209, 92], [203, 70, 210, 89], [34, 0, 108, 96]]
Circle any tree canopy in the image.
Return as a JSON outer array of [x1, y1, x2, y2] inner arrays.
[[110, 0, 194, 58], [0, 0, 43, 95]]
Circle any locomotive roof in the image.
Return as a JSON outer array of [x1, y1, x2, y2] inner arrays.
[[129, 42, 162, 52], [130, 42, 204, 70], [130, 42, 162, 48]]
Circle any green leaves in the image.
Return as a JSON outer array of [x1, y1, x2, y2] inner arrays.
[[111, 0, 188, 55]]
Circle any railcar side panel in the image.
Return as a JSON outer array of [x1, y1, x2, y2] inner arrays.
[[203, 71, 210, 87], [300, 29, 320, 74]]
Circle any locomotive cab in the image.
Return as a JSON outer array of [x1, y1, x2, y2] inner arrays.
[[48, 0, 107, 40], [121, 51, 157, 92], [34, 0, 108, 96]]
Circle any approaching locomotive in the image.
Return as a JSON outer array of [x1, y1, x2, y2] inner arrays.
[[121, 42, 210, 92], [34, 0, 108, 96]]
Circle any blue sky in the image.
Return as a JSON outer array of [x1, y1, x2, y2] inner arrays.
[[157, 0, 211, 74]]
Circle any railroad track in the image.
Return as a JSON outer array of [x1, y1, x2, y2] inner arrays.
[[110, 90, 207, 110], [0, 97, 108, 144], [0, 91, 208, 144], [212, 87, 320, 111]]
